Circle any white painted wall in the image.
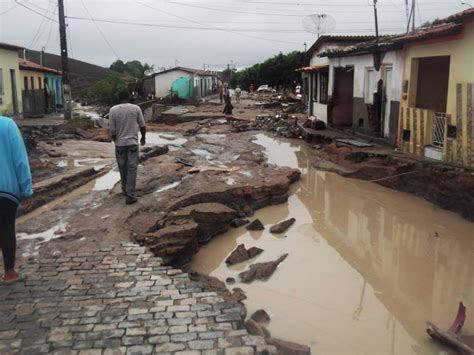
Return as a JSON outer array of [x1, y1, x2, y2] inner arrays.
[[328, 51, 403, 101], [308, 45, 331, 123], [154, 69, 191, 97]]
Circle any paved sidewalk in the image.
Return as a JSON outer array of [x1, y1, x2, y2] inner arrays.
[[0, 243, 275, 355]]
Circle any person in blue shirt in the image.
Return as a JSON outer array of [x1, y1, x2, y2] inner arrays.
[[0, 116, 33, 285]]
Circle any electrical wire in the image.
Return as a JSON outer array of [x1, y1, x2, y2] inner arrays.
[[14, 0, 57, 22], [133, 0, 303, 45], [26, 1, 56, 49], [0, 3, 19, 15], [44, 5, 58, 50], [79, 0, 120, 59], [66, 16, 405, 34]]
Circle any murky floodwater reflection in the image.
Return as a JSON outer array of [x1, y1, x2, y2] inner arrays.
[[191, 134, 474, 354]]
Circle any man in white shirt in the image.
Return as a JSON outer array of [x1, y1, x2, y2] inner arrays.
[[108, 92, 146, 205]]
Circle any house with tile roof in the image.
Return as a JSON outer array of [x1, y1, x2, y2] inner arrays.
[[319, 8, 474, 167]]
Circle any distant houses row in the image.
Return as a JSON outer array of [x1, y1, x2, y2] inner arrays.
[[0, 43, 63, 118], [301, 8, 474, 169]]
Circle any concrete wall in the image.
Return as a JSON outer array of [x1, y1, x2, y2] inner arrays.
[[0, 49, 22, 117], [307, 44, 331, 123], [401, 20, 474, 167], [154, 70, 191, 97], [328, 50, 404, 144]]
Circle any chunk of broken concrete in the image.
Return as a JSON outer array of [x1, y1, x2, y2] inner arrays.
[[226, 244, 263, 265], [251, 309, 271, 324], [245, 319, 271, 338], [226, 277, 236, 285], [246, 219, 264, 231], [239, 254, 288, 283], [270, 218, 295, 234], [232, 287, 247, 302], [267, 338, 311, 355], [231, 218, 250, 228]]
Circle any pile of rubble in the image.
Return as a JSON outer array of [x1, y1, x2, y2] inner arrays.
[[252, 113, 301, 138]]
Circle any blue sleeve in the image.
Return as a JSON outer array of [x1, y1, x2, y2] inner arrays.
[[8, 121, 33, 198]]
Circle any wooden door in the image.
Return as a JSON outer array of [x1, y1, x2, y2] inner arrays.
[[331, 67, 354, 126]]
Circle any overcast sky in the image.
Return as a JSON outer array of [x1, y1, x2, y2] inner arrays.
[[0, 0, 467, 71]]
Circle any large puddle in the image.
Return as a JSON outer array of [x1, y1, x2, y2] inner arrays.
[[191, 134, 474, 354]]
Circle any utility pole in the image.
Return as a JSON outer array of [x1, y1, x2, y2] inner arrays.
[[373, 0, 379, 44], [405, 0, 410, 30], [304, 42, 307, 52], [412, 0, 416, 32], [58, 0, 72, 119]]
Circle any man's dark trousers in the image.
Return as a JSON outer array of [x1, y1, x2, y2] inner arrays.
[[115, 145, 139, 197]]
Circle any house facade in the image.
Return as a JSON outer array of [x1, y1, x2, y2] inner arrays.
[[149, 67, 219, 99], [400, 11, 474, 167], [44, 72, 63, 113], [301, 36, 377, 124], [322, 50, 404, 146], [0, 43, 23, 117], [19, 58, 62, 117]]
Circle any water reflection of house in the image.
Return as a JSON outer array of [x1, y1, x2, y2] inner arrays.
[[296, 164, 474, 349]]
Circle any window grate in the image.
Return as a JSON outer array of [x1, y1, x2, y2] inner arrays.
[[432, 112, 447, 147]]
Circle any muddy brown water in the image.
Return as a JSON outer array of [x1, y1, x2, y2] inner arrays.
[[191, 134, 474, 355]]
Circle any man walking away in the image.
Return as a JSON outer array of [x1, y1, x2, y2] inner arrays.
[[0, 116, 33, 286], [235, 85, 242, 104], [109, 92, 146, 205]]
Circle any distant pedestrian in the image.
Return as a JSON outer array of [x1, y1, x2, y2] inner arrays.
[[235, 85, 242, 104], [219, 84, 225, 104], [108, 92, 146, 205], [0, 116, 33, 286], [223, 96, 234, 121]]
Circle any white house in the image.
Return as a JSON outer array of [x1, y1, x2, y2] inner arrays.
[[148, 67, 219, 99], [319, 38, 405, 146], [300, 36, 377, 124]]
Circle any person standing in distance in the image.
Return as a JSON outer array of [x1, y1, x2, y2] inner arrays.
[[0, 116, 33, 286], [108, 91, 146, 205]]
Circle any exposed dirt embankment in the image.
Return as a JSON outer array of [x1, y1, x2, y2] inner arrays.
[[311, 143, 474, 221]]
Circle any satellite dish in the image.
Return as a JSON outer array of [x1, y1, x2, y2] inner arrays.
[[302, 13, 336, 37], [144, 69, 155, 77]]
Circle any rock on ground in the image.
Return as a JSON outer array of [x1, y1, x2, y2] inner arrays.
[[246, 219, 264, 231], [239, 254, 288, 283], [267, 338, 311, 355], [251, 309, 271, 323], [270, 218, 296, 234], [226, 244, 264, 265], [245, 319, 271, 338]]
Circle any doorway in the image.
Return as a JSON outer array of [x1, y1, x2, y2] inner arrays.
[[382, 67, 393, 138], [10, 69, 18, 115], [332, 67, 354, 126]]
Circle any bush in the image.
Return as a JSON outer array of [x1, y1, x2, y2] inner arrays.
[[90, 75, 128, 105]]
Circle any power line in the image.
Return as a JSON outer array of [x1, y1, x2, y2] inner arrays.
[[79, 0, 120, 59], [44, 5, 58, 50], [0, 3, 19, 15], [26, 1, 56, 49], [14, 0, 58, 22], [133, 0, 303, 45], [66, 16, 405, 34]]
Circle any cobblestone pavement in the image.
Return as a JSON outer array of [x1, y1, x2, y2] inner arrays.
[[0, 243, 276, 355]]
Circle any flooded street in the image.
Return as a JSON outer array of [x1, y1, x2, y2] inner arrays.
[[191, 134, 474, 354]]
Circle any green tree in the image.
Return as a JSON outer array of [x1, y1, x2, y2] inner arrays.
[[90, 74, 127, 105], [235, 51, 303, 90], [110, 60, 154, 79]]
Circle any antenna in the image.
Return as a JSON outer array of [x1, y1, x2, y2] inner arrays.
[[144, 68, 155, 77], [302, 13, 336, 38]]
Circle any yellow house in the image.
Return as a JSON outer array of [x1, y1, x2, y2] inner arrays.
[[400, 9, 474, 168], [0, 42, 23, 117]]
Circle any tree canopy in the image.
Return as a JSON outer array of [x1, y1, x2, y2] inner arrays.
[[110, 60, 154, 79], [234, 51, 303, 89]]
